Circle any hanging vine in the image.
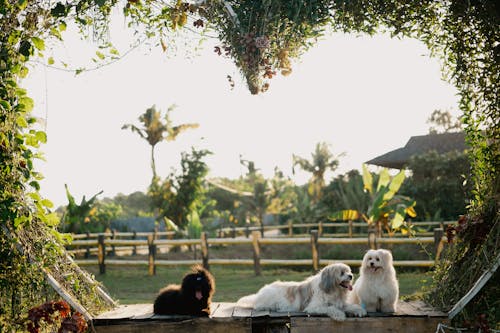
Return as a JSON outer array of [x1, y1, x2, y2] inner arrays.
[[0, 0, 498, 331]]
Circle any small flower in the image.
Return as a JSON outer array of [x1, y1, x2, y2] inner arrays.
[[255, 36, 270, 49]]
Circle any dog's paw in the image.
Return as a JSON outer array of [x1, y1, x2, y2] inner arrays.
[[328, 309, 346, 321], [352, 307, 367, 317]]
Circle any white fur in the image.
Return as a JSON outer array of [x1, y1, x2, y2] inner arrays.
[[237, 263, 366, 321], [350, 249, 399, 312]]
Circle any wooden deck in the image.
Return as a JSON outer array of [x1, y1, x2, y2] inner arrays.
[[93, 300, 448, 333]]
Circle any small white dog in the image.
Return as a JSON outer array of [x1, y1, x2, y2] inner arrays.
[[350, 249, 399, 312], [237, 263, 366, 321]]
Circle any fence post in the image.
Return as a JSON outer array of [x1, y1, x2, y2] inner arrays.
[[348, 220, 353, 238], [251, 231, 261, 276], [85, 232, 91, 259], [109, 229, 116, 257], [132, 231, 137, 256], [260, 223, 264, 238], [148, 234, 156, 276], [434, 228, 445, 262], [318, 222, 323, 237], [368, 229, 377, 250], [245, 225, 250, 238], [288, 220, 293, 237], [231, 226, 236, 238], [98, 234, 106, 274], [154, 226, 158, 240], [201, 232, 210, 271], [311, 230, 319, 271]]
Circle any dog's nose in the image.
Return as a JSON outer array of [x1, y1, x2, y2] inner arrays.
[[347, 274, 353, 280], [370, 262, 374, 267]]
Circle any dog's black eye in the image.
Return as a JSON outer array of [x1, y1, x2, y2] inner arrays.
[[196, 277, 202, 281], [376, 258, 380, 261], [368, 257, 372, 260]]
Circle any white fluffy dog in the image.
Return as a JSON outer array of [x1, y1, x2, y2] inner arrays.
[[350, 249, 399, 312], [237, 263, 366, 321]]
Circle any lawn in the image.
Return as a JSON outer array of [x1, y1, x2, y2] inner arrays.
[[85, 265, 432, 304]]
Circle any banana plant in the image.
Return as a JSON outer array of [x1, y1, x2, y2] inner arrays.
[[329, 164, 416, 236]]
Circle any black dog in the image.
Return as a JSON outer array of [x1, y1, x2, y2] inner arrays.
[[153, 265, 215, 316]]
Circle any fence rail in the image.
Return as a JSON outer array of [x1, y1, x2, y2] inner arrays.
[[71, 227, 447, 275]]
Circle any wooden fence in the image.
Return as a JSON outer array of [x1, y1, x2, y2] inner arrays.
[[71, 228, 447, 276]]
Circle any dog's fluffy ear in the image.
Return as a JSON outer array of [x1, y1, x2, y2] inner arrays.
[[379, 249, 393, 267], [319, 265, 338, 293]]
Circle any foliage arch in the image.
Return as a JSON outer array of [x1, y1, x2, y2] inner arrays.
[[1, 0, 498, 330]]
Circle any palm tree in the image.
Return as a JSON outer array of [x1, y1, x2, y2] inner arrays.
[[122, 104, 199, 180], [293, 142, 343, 203]]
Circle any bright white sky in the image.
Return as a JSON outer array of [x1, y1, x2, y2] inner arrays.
[[24, 14, 460, 208]]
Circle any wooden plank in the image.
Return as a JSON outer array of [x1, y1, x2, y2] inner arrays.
[[210, 303, 221, 316], [94, 318, 251, 333], [411, 300, 449, 317], [211, 302, 235, 318], [232, 306, 253, 318], [291, 316, 448, 333], [251, 309, 271, 318], [448, 254, 500, 319], [96, 304, 153, 320]]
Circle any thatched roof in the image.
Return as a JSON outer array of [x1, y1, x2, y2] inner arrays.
[[366, 132, 467, 169]]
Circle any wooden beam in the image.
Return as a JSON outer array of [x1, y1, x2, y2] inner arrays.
[[448, 254, 500, 319]]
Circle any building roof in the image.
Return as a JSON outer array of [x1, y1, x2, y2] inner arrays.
[[366, 132, 467, 169]]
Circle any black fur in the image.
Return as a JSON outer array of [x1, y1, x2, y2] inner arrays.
[[153, 265, 215, 316]]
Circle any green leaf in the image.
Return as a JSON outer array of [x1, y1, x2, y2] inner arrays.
[[0, 100, 11, 111], [51, 3, 67, 17], [16, 115, 28, 128], [19, 96, 34, 112], [17, 0, 28, 10], [31, 37, 45, 51], [42, 199, 54, 209], [95, 51, 105, 60], [377, 168, 390, 191], [35, 131, 47, 144], [59, 21, 67, 32], [48, 57, 55, 65], [329, 209, 359, 221], [362, 164, 373, 194], [19, 66, 29, 78], [388, 169, 406, 196], [163, 217, 179, 232], [45, 213, 60, 227], [19, 40, 32, 57], [29, 181, 40, 191], [391, 212, 405, 230]]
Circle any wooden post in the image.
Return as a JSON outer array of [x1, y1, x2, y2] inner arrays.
[[231, 226, 236, 238], [288, 220, 293, 237], [251, 231, 261, 276], [85, 232, 91, 259], [260, 223, 264, 238], [154, 226, 158, 240], [368, 229, 377, 249], [434, 228, 444, 262], [97, 234, 106, 274], [148, 234, 156, 276], [245, 225, 250, 238], [311, 230, 319, 272], [201, 232, 209, 271], [132, 231, 137, 256], [348, 220, 353, 238], [110, 229, 116, 257], [318, 221, 323, 237]]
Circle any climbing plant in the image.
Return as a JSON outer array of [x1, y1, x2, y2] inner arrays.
[[1, 0, 498, 331]]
